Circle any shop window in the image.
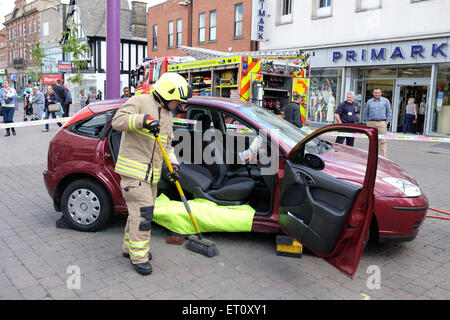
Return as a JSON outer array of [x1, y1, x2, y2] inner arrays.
[[365, 67, 397, 79], [432, 64, 450, 135], [398, 67, 431, 79], [309, 69, 342, 123]]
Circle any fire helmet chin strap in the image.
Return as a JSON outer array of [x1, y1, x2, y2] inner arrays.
[[153, 91, 171, 111]]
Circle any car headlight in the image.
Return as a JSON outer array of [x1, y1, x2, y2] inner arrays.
[[382, 177, 421, 197]]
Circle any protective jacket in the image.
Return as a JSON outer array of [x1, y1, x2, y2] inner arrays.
[[112, 93, 178, 184]]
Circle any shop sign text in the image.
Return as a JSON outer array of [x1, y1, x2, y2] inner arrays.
[[332, 43, 447, 63]]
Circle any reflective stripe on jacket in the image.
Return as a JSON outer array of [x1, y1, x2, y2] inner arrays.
[[111, 94, 178, 184]]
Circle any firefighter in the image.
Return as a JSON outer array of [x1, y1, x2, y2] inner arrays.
[[111, 72, 191, 275]]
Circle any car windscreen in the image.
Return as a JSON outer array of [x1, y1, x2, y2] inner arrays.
[[236, 104, 321, 152]]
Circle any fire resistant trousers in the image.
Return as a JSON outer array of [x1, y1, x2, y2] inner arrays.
[[120, 175, 158, 264]]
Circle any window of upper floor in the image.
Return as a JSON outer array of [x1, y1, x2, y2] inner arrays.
[[356, 0, 381, 11], [234, 3, 243, 38], [312, 0, 332, 19], [198, 13, 206, 43], [276, 0, 294, 24]]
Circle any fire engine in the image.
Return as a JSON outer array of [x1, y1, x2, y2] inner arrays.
[[130, 46, 310, 124]]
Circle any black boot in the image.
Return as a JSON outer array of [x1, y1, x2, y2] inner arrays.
[[133, 261, 152, 275], [4, 128, 10, 137], [11, 128, 16, 136]]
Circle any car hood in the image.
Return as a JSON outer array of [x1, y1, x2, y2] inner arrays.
[[320, 143, 420, 197]]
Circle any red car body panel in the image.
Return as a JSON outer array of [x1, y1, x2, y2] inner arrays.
[[44, 97, 428, 276]]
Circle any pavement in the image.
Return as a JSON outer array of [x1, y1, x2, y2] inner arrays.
[[0, 104, 449, 300]]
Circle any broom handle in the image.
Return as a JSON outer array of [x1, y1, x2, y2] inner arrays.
[[155, 136, 202, 237]]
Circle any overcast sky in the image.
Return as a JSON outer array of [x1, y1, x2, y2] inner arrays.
[[0, 0, 151, 25]]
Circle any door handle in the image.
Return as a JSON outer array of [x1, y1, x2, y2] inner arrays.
[[105, 152, 111, 159], [303, 175, 314, 186], [296, 172, 315, 186]]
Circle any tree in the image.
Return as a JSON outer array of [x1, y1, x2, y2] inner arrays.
[[61, 20, 91, 85], [30, 42, 46, 81]]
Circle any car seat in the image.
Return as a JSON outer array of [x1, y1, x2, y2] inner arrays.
[[178, 114, 255, 205]]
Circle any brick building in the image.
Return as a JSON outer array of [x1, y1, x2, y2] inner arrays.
[[0, 29, 7, 74], [2, 0, 60, 89], [147, 0, 256, 58]]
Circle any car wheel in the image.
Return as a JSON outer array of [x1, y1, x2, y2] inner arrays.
[[61, 178, 112, 232]]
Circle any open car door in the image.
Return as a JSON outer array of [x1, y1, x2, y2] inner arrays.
[[278, 124, 378, 278]]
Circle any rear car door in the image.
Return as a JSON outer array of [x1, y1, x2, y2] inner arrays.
[[278, 124, 378, 277]]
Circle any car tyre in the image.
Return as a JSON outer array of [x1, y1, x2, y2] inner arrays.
[[61, 178, 112, 232]]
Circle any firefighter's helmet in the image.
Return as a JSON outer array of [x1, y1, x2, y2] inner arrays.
[[153, 72, 192, 102]]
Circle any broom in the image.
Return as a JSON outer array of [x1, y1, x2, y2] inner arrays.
[[153, 132, 219, 258]]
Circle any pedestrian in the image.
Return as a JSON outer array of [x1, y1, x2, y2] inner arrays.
[[402, 97, 418, 134], [2, 80, 17, 137], [52, 79, 67, 107], [121, 87, 133, 99], [86, 89, 96, 106], [63, 83, 72, 117], [284, 94, 302, 127], [417, 97, 426, 134], [364, 88, 392, 158], [79, 88, 87, 109], [335, 91, 357, 147], [43, 85, 63, 132], [111, 72, 190, 275], [32, 86, 45, 120], [96, 89, 103, 101]]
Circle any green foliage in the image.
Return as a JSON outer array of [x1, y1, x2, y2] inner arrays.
[[27, 71, 41, 82], [30, 42, 46, 78], [61, 20, 91, 85]]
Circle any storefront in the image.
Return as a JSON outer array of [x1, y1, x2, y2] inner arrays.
[[308, 36, 450, 136]]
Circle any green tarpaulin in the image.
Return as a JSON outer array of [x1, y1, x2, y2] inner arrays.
[[153, 194, 255, 235]]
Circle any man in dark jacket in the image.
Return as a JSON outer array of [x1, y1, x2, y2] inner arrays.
[[335, 91, 358, 146], [284, 94, 303, 128], [63, 83, 72, 117], [52, 79, 66, 105]]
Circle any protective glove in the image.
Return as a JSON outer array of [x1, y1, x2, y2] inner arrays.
[[143, 114, 160, 135], [167, 164, 180, 183]]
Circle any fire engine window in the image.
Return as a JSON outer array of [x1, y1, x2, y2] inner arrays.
[[152, 62, 163, 83]]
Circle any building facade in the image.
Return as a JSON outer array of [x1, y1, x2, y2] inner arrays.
[[39, 0, 148, 102], [2, 0, 60, 90], [0, 28, 8, 76], [147, 0, 256, 58], [260, 0, 450, 136]]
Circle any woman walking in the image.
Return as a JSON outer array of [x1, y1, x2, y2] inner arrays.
[[402, 97, 418, 134], [43, 85, 62, 132], [1, 80, 17, 137]]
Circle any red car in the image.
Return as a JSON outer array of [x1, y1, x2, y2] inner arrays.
[[43, 97, 428, 277]]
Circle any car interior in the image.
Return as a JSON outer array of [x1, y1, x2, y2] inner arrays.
[[107, 105, 276, 216]]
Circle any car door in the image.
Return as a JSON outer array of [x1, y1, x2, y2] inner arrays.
[[278, 124, 378, 278]]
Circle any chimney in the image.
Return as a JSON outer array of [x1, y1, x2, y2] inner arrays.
[[15, 0, 24, 7], [130, 1, 147, 38]]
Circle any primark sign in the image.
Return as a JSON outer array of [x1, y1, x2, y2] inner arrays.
[[311, 37, 450, 67]]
